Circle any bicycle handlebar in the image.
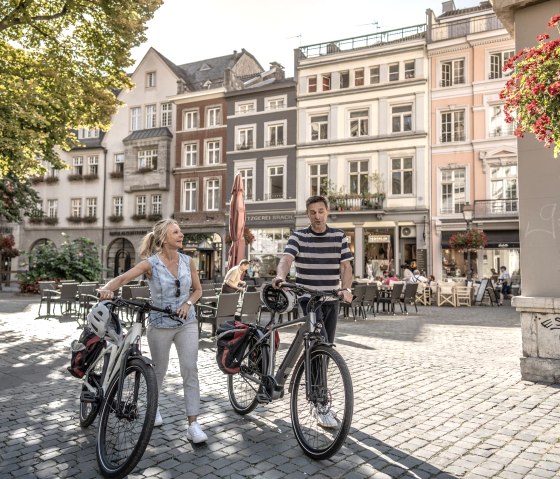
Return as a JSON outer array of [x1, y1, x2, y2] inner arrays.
[[277, 282, 343, 300], [108, 296, 183, 323]]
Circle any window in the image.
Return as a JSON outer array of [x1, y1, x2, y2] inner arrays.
[[310, 164, 328, 196], [138, 149, 157, 170], [489, 105, 513, 137], [47, 199, 58, 218], [237, 127, 254, 150], [340, 71, 349, 88], [87, 155, 98, 175], [151, 194, 161, 215], [490, 50, 514, 79], [182, 180, 197, 212], [113, 196, 123, 216], [206, 178, 220, 211], [389, 63, 399, 81], [322, 74, 331, 91], [267, 123, 284, 147], [267, 97, 285, 110], [405, 61, 415, 79], [311, 115, 328, 141], [354, 68, 364, 86], [441, 110, 465, 142], [441, 168, 466, 214], [77, 128, 99, 139], [308, 76, 317, 93], [130, 107, 141, 131], [267, 166, 284, 200], [349, 161, 369, 195], [72, 157, 83, 175], [161, 103, 172, 127], [114, 153, 124, 174], [391, 157, 413, 195], [183, 142, 198, 167], [184, 110, 198, 130], [146, 104, 157, 129], [86, 198, 97, 217], [441, 59, 465, 87], [146, 71, 156, 88], [207, 106, 221, 127], [71, 198, 82, 218], [491, 165, 518, 212], [239, 168, 254, 200], [369, 66, 380, 84], [350, 110, 368, 137], [206, 140, 221, 164], [136, 195, 146, 215], [237, 101, 256, 114], [392, 104, 413, 133]]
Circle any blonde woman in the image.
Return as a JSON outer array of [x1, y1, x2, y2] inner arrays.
[[98, 219, 207, 443]]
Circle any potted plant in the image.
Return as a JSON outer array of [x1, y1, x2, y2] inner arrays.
[[501, 15, 560, 156], [108, 215, 124, 223]]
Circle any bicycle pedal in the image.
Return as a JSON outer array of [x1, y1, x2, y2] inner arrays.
[[80, 390, 98, 403], [256, 392, 272, 404]]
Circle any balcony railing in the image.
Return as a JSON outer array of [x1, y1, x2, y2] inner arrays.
[[236, 142, 254, 150], [429, 14, 503, 42], [265, 139, 285, 147], [298, 24, 426, 60], [328, 195, 384, 211], [488, 126, 515, 137], [474, 199, 518, 218]]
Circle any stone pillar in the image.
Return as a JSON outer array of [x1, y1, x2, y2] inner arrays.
[[354, 223, 364, 279], [491, 0, 560, 383]]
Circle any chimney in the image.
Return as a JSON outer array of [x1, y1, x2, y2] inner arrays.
[[270, 62, 285, 80], [442, 0, 456, 13]]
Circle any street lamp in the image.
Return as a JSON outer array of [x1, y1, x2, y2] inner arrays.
[[462, 202, 474, 281]]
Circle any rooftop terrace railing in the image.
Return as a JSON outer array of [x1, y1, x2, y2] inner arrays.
[[428, 14, 504, 42]]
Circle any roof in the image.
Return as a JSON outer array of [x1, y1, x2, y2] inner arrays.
[[438, 1, 493, 18], [122, 127, 172, 142]]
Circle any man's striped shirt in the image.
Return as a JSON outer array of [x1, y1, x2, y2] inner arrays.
[[283, 226, 353, 292]]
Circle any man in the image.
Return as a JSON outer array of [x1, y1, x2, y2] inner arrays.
[[272, 195, 353, 345], [222, 259, 249, 293], [497, 266, 511, 305], [408, 269, 428, 284]]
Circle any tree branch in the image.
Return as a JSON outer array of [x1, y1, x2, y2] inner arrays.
[[0, 1, 70, 33]]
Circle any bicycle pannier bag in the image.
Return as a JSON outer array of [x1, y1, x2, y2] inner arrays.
[[216, 320, 250, 374], [67, 326, 104, 379]]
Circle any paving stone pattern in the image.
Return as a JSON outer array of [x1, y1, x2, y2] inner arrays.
[[1, 293, 560, 478]]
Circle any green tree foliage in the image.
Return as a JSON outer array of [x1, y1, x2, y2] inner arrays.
[[0, 0, 163, 219], [18, 234, 102, 292]]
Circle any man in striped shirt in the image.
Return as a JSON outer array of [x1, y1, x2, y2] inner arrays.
[[273, 195, 353, 345]]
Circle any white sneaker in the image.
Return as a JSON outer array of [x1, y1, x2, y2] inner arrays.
[[154, 408, 163, 427], [187, 421, 208, 443], [314, 408, 337, 428]]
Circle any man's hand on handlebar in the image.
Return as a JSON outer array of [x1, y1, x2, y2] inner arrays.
[[338, 289, 353, 304], [272, 277, 285, 289]]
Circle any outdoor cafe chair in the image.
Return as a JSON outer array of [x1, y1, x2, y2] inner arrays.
[[37, 281, 58, 318], [437, 282, 457, 307], [455, 285, 472, 307], [238, 291, 262, 323], [362, 283, 379, 317], [376, 282, 405, 315], [77, 283, 98, 327], [400, 282, 419, 314], [415, 282, 430, 306], [50, 282, 79, 317], [343, 284, 366, 321], [196, 292, 239, 336]]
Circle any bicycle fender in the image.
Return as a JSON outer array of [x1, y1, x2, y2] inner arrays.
[[131, 354, 155, 366], [287, 341, 335, 395]]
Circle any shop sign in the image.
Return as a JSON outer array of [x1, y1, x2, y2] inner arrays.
[[368, 234, 390, 243], [109, 230, 149, 236], [498, 243, 510, 248], [247, 213, 294, 224]]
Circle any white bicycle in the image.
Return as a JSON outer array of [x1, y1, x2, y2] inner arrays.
[[77, 297, 180, 478]]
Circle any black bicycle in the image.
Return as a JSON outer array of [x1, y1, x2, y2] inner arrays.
[[226, 282, 353, 460]]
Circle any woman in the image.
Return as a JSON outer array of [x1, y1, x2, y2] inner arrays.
[[222, 259, 249, 293], [98, 219, 207, 443]]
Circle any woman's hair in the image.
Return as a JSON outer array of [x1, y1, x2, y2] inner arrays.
[[139, 219, 179, 259]]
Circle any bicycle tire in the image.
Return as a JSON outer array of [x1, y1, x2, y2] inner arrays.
[[80, 351, 107, 428], [228, 334, 268, 414], [96, 358, 158, 479], [290, 345, 353, 460]]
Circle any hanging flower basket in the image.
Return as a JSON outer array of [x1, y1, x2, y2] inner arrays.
[[500, 15, 560, 157], [448, 229, 488, 252], [0, 234, 20, 258], [225, 227, 255, 245]]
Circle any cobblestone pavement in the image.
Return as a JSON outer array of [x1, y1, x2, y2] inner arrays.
[[1, 293, 560, 479]]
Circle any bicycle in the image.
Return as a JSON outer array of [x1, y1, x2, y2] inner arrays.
[[77, 297, 180, 479], [224, 282, 353, 460]]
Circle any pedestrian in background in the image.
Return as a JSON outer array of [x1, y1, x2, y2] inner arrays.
[[98, 219, 208, 443], [222, 259, 249, 293]]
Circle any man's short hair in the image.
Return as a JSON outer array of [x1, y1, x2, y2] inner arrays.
[[306, 195, 329, 210]]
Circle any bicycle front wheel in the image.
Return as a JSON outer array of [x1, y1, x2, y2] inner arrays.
[[96, 358, 158, 479], [228, 335, 268, 414], [290, 345, 353, 460]]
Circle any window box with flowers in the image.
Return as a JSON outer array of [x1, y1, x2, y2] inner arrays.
[[67, 216, 83, 224], [68, 174, 84, 182], [131, 214, 147, 221], [225, 227, 255, 245], [448, 229, 488, 252], [108, 215, 124, 223], [45, 176, 59, 184], [147, 213, 162, 222], [28, 216, 43, 224], [110, 171, 123, 179], [501, 15, 560, 157], [44, 217, 59, 225], [30, 176, 45, 185], [137, 167, 155, 174], [0, 234, 20, 259], [83, 174, 99, 182], [82, 216, 98, 224]]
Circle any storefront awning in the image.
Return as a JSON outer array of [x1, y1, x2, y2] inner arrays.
[[441, 230, 519, 249]]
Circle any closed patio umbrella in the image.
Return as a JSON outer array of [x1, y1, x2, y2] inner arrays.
[[227, 173, 246, 271]]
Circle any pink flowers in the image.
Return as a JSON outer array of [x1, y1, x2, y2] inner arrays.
[[500, 16, 560, 157], [449, 230, 488, 251]]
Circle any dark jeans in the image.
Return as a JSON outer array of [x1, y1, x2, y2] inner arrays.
[[298, 298, 339, 344]]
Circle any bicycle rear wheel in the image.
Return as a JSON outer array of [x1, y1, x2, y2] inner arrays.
[[228, 335, 268, 414], [290, 345, 353, 460], [80, 351, 107, 428], [96, 358, 158, 478]]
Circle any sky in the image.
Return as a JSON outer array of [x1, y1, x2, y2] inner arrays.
[[131, 0, 479, 76]]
